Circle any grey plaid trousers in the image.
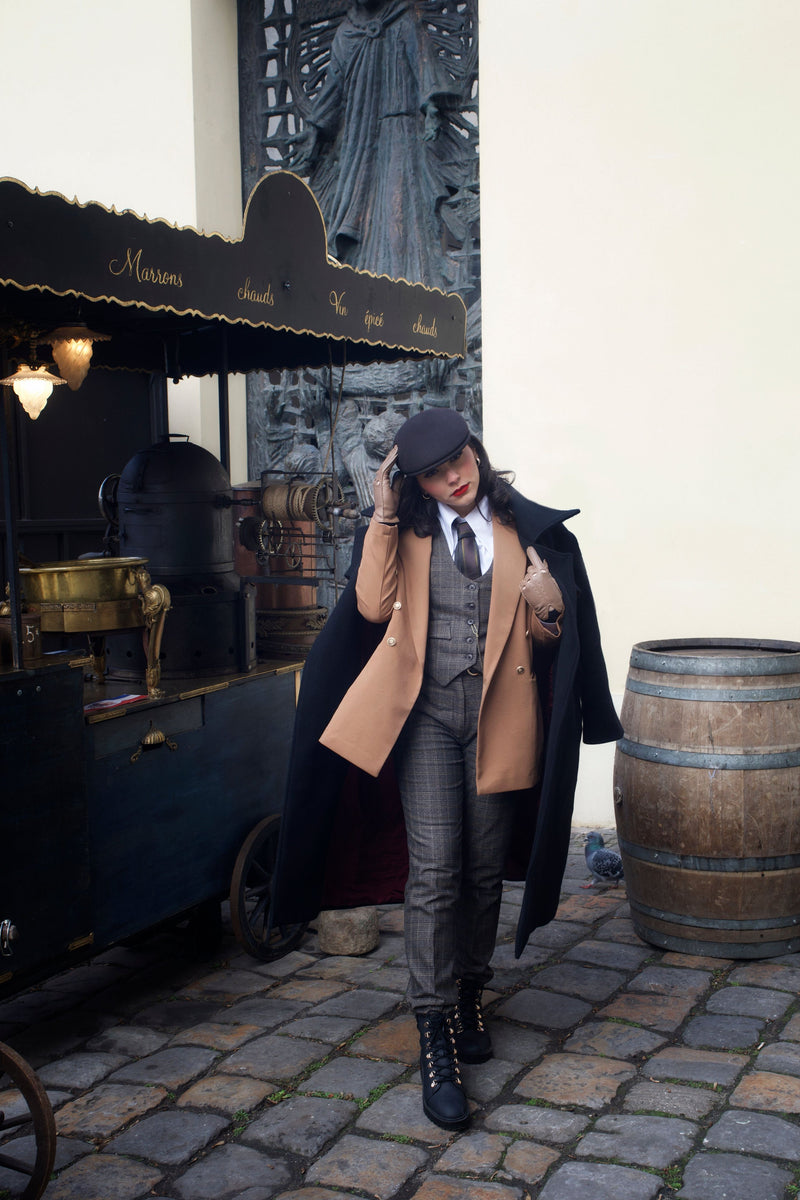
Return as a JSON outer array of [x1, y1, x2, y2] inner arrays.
[[395, 670, 516, 1011]]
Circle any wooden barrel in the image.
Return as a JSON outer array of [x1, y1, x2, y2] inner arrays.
[[614, 638, 800, 958]]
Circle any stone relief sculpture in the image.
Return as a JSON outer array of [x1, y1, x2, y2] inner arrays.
[[238, 0, 480, 602], [290, 0, 463, 290]]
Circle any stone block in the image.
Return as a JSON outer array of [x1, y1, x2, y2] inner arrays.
[[563, 1020, 665, 1060], [730, 1070, 800, 1114], [598, 991, 694, 1032], [225, 1034, 330, 1081], [173, 1142, 292, 1199], [413, 1178, 524, 1200], [317, 908, 380, 956], [564, 938, 650, 971], [107, 1110, 228, 1165], [355, 1082, 456, 1144], [729, 961, 800, 993], [177, 1073, 275, 1114], [703, 1108, 800, 1159], [677, 1151, 792, 1200], [647, 1046, 748, 1087], [628, 965, 711, 1000], [538, 1160, 662, 1199], [502, 1140, 560, 1185], [298, 1054, 404, 1100], [311, 987, 404, 1021], [306, 1133, 428, 1198], [574, 1113, 697, 1168], [756, 1040, 800, 1077], [706, 985, 793, 1021], [485, 1104, 589, 1143], [39, 1153, 162, 1200], [532, 963, 627, 1002], [55, 1083, 168, 1138], [515, 1052, 634, 1110], [681, 1014, 763, 1051], [623, 1081, 719, 1120], [495, 988, 591, 1029], [434, 1131, 507, 1175], [243, 1094, 357, 1156], [108, 1045, 218, 1089], [350, 1014, 420, 1064]]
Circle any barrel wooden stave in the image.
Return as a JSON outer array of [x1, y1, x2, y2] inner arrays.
[[614, 639, 800, 958]]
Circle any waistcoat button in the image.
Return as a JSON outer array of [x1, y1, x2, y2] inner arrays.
[[516, 665, 525, 674], [387, 637, 397, 646], [393, 601, 402, 610]]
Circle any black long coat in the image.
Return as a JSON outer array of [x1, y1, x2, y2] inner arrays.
[[271, 487, 623, 956]]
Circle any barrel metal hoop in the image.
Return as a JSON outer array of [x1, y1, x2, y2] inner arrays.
[[628, 897, 800, 932], [625, 679, 800, 703], [619, 836, 800, 874], [616, 738, 800, 771], [629, 638, 800, 677]]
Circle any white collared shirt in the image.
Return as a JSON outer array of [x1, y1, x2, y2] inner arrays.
[[437, 495, 494, 574]]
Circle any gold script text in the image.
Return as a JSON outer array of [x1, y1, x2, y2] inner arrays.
[[108, 248, 183, 288], [330, 289, 348, 317], [238, 277, 275, 306], [413, 314, 437, 338]]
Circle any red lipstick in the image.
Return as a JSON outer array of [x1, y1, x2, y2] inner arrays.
[[452, 484, 469, 497]]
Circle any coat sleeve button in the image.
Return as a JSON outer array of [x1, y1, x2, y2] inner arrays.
[[387, 637, 397, 646]]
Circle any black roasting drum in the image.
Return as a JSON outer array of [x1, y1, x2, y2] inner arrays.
[[106, 439, 255, 678], [117, 439, 234, 577]]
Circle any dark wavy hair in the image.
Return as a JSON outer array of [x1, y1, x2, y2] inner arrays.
[[395, 435, 515, 536]]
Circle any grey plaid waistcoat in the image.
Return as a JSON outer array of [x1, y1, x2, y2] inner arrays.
[[424, 529, 493, 687]]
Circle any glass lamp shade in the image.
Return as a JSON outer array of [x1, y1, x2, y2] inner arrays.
[[0, 363, 66, 420], [45, 325, 110, 390]]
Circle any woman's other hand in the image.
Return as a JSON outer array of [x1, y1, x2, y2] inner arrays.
[[520, 546, 564, 620], [373, 444, 400, 524]]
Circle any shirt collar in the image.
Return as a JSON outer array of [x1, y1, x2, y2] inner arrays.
[[437, 494, 492, 547]]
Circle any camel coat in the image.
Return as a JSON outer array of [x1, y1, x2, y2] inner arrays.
[[270, 487, 623, 954], [320, 516, 559, 795]]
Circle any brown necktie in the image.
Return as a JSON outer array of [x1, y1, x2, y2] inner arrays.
[[452, 518, 481, 580]]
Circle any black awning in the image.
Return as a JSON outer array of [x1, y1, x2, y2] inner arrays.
[[0, 170, 467, 375]]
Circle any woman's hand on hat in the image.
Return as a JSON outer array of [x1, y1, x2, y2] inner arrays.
[[520, 546, 564, 620], [373, 444, 400, 525]]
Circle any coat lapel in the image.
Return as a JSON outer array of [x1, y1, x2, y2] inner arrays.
[[484, 519, 527, 685]]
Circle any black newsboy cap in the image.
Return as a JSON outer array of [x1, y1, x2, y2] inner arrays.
[[395, 408, 470, 475]]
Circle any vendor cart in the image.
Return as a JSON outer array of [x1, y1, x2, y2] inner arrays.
[[0, 170, 466, 1197]]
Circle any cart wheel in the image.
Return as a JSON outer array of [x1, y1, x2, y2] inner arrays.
[[0, 1041, 56, 1200], [230, 814, 308, 961]]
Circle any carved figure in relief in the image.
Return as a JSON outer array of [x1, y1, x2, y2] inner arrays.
[[290, 0, 463, 289]]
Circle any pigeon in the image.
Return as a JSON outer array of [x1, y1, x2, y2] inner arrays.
[[582, 831, 625, 888]]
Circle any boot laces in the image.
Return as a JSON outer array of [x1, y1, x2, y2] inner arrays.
[[455, 982, 485, 1034], [422, 1014, 462, 1085]]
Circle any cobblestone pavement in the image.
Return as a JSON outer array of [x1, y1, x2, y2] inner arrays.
[[2, 827, 800, 1200]]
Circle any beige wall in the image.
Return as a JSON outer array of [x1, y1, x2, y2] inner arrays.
[[1, 0, 246, 481], [480, 0, 800, 822], [7, 2, 798, 821]]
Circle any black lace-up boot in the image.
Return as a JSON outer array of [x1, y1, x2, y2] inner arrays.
[[453, 977, 493, 1063], [416, 1010, 470, 1130]]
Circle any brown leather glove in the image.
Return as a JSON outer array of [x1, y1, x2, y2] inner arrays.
[[372, 444, 400, 524], [520, 546, 564, 620]]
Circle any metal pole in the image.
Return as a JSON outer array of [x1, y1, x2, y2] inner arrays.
[[0, 386, 23, 669], [218, 328, 230, 475]]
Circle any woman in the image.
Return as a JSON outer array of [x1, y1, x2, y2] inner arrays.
[[271, 408, 622, 1131]]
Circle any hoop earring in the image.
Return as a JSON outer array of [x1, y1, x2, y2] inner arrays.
[[475, 456, 481, 466]]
